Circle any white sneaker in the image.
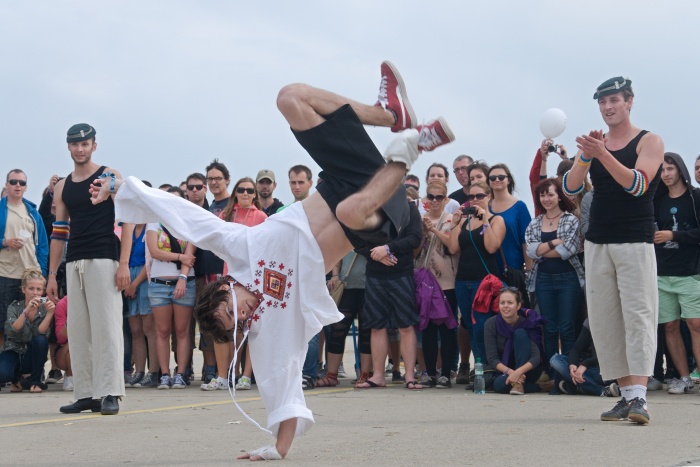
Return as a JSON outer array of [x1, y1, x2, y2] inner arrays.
[[62, 376, 74, 392], [200, 377, 227, 391], [668, 377, 694, 395], [385, 363, 393, 375], [236, 375, 252, 390], [646, 376, 663, 391], [337, 363, 347, 379]]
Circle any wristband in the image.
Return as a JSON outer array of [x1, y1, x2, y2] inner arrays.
[[579, 153, 592, 164], [51, 221, 70, 241], [178, 274, 187, 281], [48, 271, 57, 276], [99, 172, 117, 193], [562, 171, 584, 196]]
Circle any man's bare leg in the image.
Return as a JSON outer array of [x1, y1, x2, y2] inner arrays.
[[276, 83, 394, 132], [357, 329, 389, 388]]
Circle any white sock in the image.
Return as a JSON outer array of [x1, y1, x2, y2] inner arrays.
[[620, 386, 632, 400], [217, 377, 227, 385], [629, 384, 647, 401]]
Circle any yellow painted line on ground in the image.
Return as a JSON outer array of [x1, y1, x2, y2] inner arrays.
[[0, 387, 353, 429]]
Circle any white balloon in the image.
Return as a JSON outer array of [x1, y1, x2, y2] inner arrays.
[[540, 108, 567, 139]]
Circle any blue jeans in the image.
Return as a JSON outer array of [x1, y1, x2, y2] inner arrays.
[[550, 353, 604, 396], [0, 335, 49, 386], [302, 333, 320, 379], [455, 280, 493, 363], [493, 329, 542, 394], [534, 271, 581, 369]]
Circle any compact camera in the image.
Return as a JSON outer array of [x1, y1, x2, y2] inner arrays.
[[547, 144, 559, 153], [462, 206, 478, 216], [39, 297, 47, 304]]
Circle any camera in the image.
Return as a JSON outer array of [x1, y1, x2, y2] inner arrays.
[[547, 144, 559, 153], [39, 297, 47, 304], [462, 206, 478, 216]]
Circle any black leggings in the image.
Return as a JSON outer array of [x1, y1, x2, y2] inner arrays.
[[327, 289, 370, 355], [422, 289, 458, 378]]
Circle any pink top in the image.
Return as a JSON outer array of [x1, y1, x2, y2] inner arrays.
[[54, 296, 68, 345], [221, 205, 267, 276]]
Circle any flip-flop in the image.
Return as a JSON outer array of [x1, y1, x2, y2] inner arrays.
[[404, 381, 423, 391], [355, 380, 386, 389], [29, 385, 43, 393]]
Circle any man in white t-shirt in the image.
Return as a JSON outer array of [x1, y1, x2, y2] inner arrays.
[[92, 61, 455, 461]]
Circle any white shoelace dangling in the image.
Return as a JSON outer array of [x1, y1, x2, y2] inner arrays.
[[227, 282, 272, 435], [418, 124, 442, 151]]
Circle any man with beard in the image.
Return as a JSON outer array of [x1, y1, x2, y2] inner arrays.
[[256, 169, 284, 216], [47, 124, 124, 415]]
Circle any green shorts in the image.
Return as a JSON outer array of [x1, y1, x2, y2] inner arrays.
[[657, 275, 700, 324]]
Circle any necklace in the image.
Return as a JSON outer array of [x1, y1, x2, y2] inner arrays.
[[233, 206, 252, 225], [544, 211, 562, 226]]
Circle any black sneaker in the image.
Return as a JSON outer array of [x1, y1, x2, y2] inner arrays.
[[423, 377, 437, 388], [60, 398, 102, 414], [127, 371, 145, 388], [101, 395, 120, 415], [627, 397, 650, 424], [391, 371, 405, 384], [455, 363, 470, 385], [436, 376, 452, 389], [600, 397, 630, 421], [46, 369, 63, 384]]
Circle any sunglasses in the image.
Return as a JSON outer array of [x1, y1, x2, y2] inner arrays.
[[8, 179, 27, 186], [426, 194, 446, 202], [236, 187, 255, 194], [207, 176, 224, 183], [187, 184, 205, 191], [453, 167, 469, 174], [489, 174, 508, 182], [466, 193, 488, 201], [500, 286, 520, 294]]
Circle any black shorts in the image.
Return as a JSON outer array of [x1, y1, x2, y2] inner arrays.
[[362, 274, 419, 329], [293, 104, 409, 249]]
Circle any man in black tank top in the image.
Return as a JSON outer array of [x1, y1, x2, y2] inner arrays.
[[47, 124, 125, 416], [564, 77, 664, 425]]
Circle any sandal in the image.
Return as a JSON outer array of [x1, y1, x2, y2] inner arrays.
[[316, 372, 338, 387], [404, 381, 423, 391], [29, 385, 43, 393], [353, 371, 370, 386], [10, 382, 22, 393]]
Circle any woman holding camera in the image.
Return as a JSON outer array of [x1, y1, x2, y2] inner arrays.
[[0, 269, 55, 393], [448, 182, 506, 370]]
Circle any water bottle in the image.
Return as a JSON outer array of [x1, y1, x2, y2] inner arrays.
[[473, 358, 485, 394]]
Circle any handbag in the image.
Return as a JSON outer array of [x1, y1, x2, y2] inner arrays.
[[498, 248, 531, 308], [329, 254, 357, 306], [467, 217, 503, 319]]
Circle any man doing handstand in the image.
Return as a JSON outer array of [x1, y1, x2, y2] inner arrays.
[[91, 61, 454, 460]]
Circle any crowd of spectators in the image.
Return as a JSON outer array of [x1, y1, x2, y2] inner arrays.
[[2, 132, 700, 405]]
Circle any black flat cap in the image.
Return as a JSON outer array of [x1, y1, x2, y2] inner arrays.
[[593, 77, 632, 100], [66, 123, 96, 143]]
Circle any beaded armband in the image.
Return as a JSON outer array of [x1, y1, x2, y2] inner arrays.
[[624, 169, 649, 197], [562, 171, 584, 196]]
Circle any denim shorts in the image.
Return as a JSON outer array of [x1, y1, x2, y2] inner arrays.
[[148, 278, 196, 308], [126, 266, 152, 317]]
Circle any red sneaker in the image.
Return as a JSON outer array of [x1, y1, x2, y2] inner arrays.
[[417, 117, 455, 152], [377, 61, 416, 132]]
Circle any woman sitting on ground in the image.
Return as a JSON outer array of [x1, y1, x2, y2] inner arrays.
[[0, 269, 56, 393], [550, 318, 619, 397], [484, 287, 544, 395]]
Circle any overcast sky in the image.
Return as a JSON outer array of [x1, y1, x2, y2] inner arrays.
[[2, 1, 699, 212]]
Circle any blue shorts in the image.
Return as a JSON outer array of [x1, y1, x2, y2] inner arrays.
[[126, 266, 152, 317], [148, 278, 196, 308]]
